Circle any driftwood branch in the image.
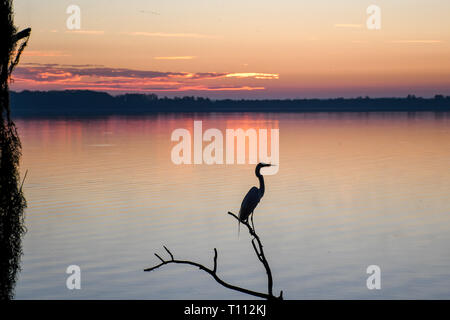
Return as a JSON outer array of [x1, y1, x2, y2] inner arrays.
[[144, 212, 283, 300]]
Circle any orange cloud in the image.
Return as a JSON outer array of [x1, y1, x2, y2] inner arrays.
[[22, 50, 71, 57], [389, 40, 443, 44], [65, 30, 105, 35], [225, 73, 279, 80], [122, 32, 216, 38], [334, 24, 363, 28], [11, 64, 278, 93], [154, 56, 196, 60]]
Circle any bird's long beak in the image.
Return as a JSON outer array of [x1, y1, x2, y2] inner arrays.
[[263, 163, 276, 167]]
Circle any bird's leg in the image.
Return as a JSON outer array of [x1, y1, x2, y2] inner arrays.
[[251, 212, 256, 233]]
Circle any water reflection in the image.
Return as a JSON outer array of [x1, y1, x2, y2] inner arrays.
[[12, 112, 450, 299]]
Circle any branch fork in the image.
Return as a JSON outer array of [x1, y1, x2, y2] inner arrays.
[[144, 212, 284, 300]]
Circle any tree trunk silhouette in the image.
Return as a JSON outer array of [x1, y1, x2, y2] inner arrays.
[[0, 0, 30, 300]]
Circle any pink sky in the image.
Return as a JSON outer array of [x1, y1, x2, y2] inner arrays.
[[10, 0, 450, 98]]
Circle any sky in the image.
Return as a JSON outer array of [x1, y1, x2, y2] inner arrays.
[[10, 0, 450, 98]]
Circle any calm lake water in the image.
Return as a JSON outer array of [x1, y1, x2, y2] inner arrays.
[[13, 112, 450, 299]]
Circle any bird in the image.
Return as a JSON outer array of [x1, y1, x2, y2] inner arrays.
[[238, 163, 273, 234]]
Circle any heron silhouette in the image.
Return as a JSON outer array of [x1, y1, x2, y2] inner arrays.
[[238, 163, 273, 234]]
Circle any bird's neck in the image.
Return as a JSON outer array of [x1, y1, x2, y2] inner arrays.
[[257, 173, 265, 196]]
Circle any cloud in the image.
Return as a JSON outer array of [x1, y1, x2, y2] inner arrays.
[[122, 32, 217, 39], [22, 63, 104, 68], [22, 50, 71, 57], [188, 72, 227, 79], [334, 24, 363, 28], [63, 85, 265, 92], [225, 73, 279, 80], [389, 40, 443, 44], [11, 64, 278, 93], [66, 30, 105, 35], [187, 86, 265, 91], [139, 10, 160, 15], [154, 56, 196, 60]]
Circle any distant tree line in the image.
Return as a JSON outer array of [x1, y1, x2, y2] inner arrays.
[[9, 90, 450, 117]]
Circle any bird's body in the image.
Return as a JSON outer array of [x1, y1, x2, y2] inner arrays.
[[239, 186, 261, 222], [238, 163, 272, 233]]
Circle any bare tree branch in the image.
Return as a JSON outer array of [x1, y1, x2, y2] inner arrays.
[[228, 211, 275, 297], [144, 247, 276, 300], [213, 248, 218, 273], [9, 28, 31, 77], [144, 213, 284, 300], [12, 28, 31, 43], [252, 238, 263, 262], [163, 245, 174, 260], [154, 253, 164, 263]]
